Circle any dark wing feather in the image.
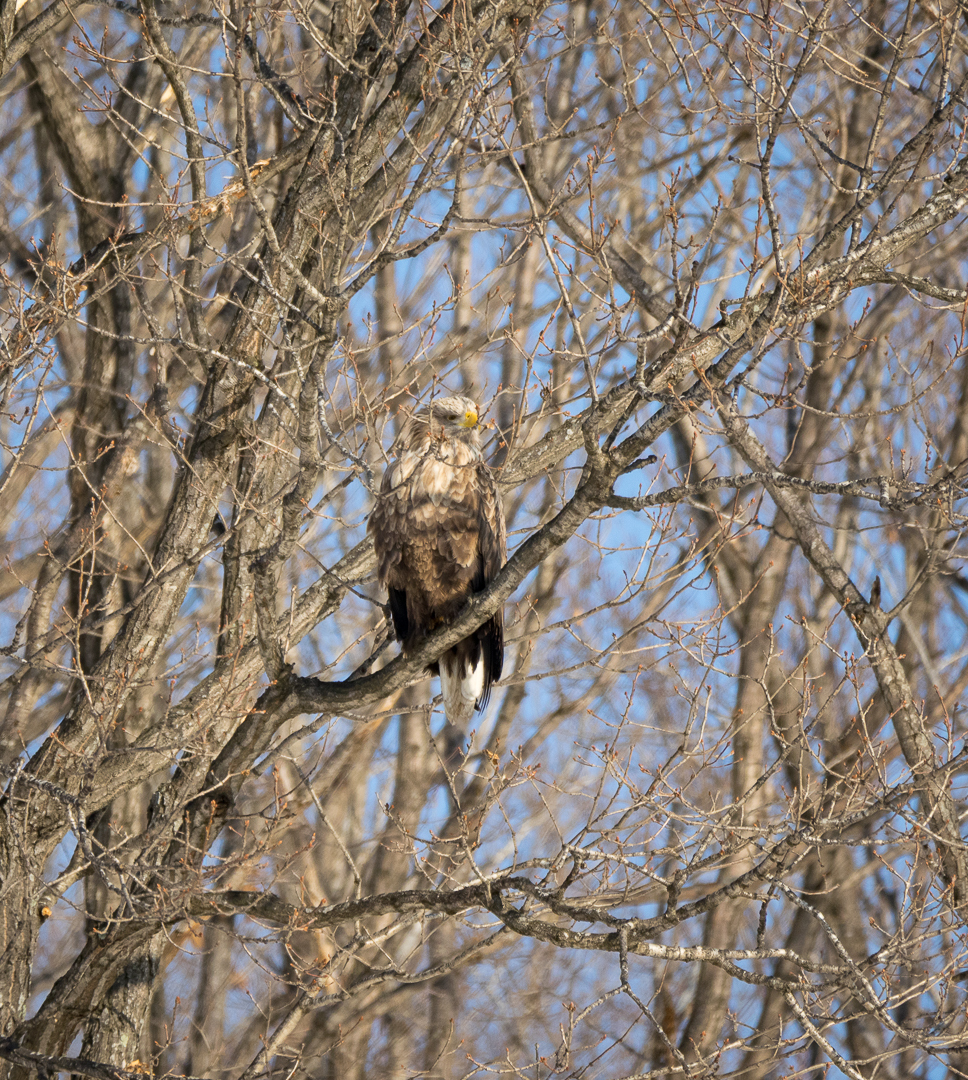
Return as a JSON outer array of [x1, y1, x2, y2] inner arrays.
[[387, 586, 409, 643], [369, 465, 411, 641], [473, 461, 507, 706]]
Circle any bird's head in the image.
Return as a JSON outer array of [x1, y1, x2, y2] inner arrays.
[[406, 395, 481, 445]]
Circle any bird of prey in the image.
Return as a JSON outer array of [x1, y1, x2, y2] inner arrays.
[[368, 395, 506, 727]]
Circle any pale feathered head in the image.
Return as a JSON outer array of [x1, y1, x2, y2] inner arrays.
[[403, 395, 481, 446]]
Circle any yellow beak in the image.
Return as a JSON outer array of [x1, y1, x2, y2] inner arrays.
[[461, 409, 478, 428]]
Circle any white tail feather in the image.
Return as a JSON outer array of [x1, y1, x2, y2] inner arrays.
[[439, 653, 483, 727]]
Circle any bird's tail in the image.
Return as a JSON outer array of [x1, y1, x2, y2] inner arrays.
[[439, 650, 483, 728]]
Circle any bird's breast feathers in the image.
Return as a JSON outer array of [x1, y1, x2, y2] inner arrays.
[[388, 441, 481, 509]]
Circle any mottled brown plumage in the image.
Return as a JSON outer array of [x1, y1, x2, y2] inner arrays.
[[368, 395, 506, 725]]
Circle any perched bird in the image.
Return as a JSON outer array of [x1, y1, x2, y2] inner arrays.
[[368, 395, 506, 729]]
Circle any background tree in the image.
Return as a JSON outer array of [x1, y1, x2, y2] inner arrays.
[[1, 1, 968, 1078]]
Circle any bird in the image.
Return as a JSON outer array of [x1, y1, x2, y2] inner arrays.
[[368, 394, 507, 733]]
